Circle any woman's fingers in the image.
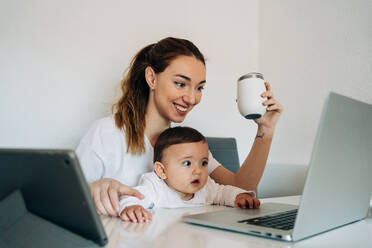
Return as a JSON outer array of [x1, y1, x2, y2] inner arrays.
[[262, 99, 276, 107], [118, 184, 144, 200], [92, 188, 108, 215], [261, 82, 274, 99], [262, 98, 283, 112], [100, 189, 117, 216], [261, 91, 273, 99], [108, 182, 143, 215], [90, 180, 116, 216], [264, 81, 272, 91], [89, 179, 144, 217], [268, 102, 283, 112], [108, 187, 120, 215]]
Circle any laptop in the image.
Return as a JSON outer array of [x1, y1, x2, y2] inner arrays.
[[0, 149, 108, 247], [183, 92, 372, 242]]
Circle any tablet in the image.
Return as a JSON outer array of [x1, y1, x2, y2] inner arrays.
[[0, 149, 108, 247]]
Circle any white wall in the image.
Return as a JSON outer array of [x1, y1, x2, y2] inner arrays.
[[1, 0, 371, 167], [259, 0, 372, 165], [0, 0, 259, 163]]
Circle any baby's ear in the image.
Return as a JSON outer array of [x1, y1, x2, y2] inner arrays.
[[154, 161, 167, 180]]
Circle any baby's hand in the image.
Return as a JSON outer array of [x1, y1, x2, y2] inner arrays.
[[235, 193, 260, 209], [120, 205, 152, 223]]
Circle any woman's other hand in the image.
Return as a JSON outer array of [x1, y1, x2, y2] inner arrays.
[[255, 82, 283, 132], [89, 178, 144, 217]]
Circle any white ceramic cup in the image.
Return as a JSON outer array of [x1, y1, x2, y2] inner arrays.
[[237, 72, 267, 119]]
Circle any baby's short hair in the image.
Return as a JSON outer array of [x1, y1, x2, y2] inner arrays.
[[153, 126, 206, 163]]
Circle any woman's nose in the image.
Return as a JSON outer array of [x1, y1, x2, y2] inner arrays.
[[183, 89, 197, 105]]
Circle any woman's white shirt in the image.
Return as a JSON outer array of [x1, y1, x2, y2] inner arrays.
[[76, 117, 221, 187]]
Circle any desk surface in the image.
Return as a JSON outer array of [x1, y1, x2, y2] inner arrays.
[[101, 196, 372, 248]]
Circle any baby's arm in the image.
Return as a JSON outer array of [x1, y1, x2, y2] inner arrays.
[[119, 174, 158, 222], [206, 177, 259, 208]]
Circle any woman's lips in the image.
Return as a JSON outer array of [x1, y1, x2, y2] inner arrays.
[[174, 103, 188, 116]]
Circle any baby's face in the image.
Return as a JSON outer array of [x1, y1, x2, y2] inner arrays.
[[161, 141, 209, 199]]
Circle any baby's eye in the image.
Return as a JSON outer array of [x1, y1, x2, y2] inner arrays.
[[201, 160, 208, 167], [182, 161, 191, 166], [175, 81, 185, 88]]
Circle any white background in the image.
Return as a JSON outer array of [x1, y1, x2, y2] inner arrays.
[[1, 0, 371, 168]]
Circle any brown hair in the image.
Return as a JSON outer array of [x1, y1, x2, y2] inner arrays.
[[112, 37, 205, 155], [153, 126, 206, 163]]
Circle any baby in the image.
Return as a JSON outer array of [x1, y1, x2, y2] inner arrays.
[[119, 126, 260, 222]]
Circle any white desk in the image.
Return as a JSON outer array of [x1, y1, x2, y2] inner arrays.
[[101, 196, 372, 248]]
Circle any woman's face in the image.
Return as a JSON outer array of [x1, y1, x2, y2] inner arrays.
[[151, 55, 206, 123]]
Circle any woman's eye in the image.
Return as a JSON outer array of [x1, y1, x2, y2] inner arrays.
[[197, 85, 205, 91], [175, 82, 185, 88], [182, 161, 191, 166], [201, 161, 208, 166]]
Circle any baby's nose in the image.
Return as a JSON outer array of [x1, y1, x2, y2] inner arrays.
[[192, 166, 201, 175]]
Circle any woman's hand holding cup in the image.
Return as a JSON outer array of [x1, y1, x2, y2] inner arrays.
[[237, 73, 283, 136], [254, 81, 283, 132]]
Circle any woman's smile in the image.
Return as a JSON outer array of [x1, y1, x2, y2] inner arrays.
[[174, 103, 189, 115]]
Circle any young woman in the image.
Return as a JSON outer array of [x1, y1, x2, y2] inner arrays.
[[76, 37, 283, 217]]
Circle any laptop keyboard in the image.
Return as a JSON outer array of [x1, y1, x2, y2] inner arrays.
[[238, 209, 298, 230]]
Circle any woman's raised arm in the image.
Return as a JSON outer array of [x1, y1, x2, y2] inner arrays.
[[210, 82, 283, 191]]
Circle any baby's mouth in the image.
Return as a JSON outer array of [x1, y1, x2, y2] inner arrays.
[[191, 179, 200, 186]]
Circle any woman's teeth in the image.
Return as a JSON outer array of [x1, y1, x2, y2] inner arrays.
[[175, 105, 187, 112]]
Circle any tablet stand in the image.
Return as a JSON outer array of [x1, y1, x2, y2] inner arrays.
[[0, 190, 100, 248]]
